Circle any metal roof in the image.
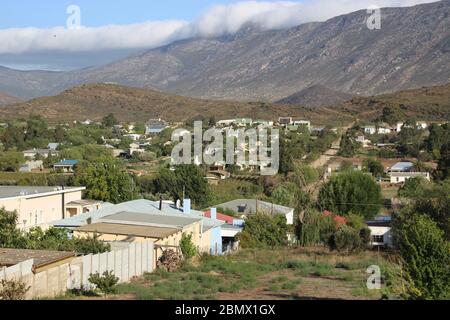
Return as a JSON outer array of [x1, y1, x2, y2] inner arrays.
[[214, 199, 294, 216], [54, 160, 79, 166], [0, 186, 85, 200], [390, 162, 413, 172], [76, 223, 179, 239], [100, 211, 201, 228], [52, 199, 224, 231]]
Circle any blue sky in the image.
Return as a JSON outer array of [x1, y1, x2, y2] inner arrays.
[[0, 0, 240, 29]]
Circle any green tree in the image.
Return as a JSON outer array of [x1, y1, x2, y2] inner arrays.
[[179, 233, 197, 259], [237, 213, 288, 248], [74, 156, 138, 203], [339, 134, 361, 157], [0, 209, 26, 248], [153, 165, 211, 208], [363, 158, 385, 178], [397, 177, 429, 198], [393, 212, 450, 300], [318, 171, 382, 220], [378, 106, 405, 125], [435, 142, 450, 180], [0, 151, 25, 172], [88, 271, 119, 297], [102, 113, 119, 128]]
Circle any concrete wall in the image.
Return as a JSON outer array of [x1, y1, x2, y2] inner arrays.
[[0, 241, 154, 300]]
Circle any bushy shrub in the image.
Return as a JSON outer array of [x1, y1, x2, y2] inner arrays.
[[237, 213, 288, 248], [88, 271, 119, 297], [0, 279, 30, 300], [394, 212, 450, 300], [180, 233, 197, 260], [328, 226, 362, 254]]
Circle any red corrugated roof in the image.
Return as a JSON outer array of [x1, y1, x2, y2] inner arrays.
[[204, 210, 234, 224]]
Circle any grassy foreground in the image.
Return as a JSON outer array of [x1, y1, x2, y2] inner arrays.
[[99, 247, 399, 300]]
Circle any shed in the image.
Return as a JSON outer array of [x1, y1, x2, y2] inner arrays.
[[0, 248, 75, 273]]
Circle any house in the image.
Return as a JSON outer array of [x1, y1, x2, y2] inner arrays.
[[396, 121, 428, 131], [47, 143, 60, 151], [0, 248, 76, 274], [123, 133, 142, 141], [145, 119, 168, 135], [214, 199, 295, 225], [389, 172, 430, 184], [53, 199, 225, 257], [254, 120, 274, 127], [216, 119, 236, 127], [366, 219, 393, 248], [389, 161, 414, 172], [278, 117, 293, 126], [377, 125, 392, 135], [65, 199, 108, 218], [356, 136, 371, 148], [364, 126, 376, 135], [19, 160, 43, 173], [0, 186, 87, 230], [235, 118, 253, 127], [23, 148, 58, 159], [53, 160, 78, 173], [293, 120, 311, 130], [80, 119, 94, 126]]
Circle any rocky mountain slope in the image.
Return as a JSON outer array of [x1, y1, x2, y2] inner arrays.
[[277, 85, 353, 107], [0, 91, 22, 106], [0, 0, 449, 101]]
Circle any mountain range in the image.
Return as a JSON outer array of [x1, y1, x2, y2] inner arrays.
[[0, 0, 449, 102]]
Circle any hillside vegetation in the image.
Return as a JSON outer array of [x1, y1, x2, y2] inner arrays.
[[0, 83, 352, 125]]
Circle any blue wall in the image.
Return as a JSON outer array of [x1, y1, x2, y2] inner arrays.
[[210, 226, 223, 256]]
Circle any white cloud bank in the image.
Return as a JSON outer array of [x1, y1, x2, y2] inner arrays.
[[0, 0, 438, 54]]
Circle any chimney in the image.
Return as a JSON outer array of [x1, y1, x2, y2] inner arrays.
[[210, 208, 217, 220], [159, 196, 163, 211], [183, 199, 191, 215]]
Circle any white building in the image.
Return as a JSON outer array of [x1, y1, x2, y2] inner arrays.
[[293, 120, 311, 130], [367, 220, 393, 248], [0, 186, 87, 230], [364, 126, 376, 135], [389, 172, 430, 184], [377, 127, 392, 134], [123, 134, 142, 141]]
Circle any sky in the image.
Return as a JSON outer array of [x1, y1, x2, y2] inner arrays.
[[0, 0, 438, 71]]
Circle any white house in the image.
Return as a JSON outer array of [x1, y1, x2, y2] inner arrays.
[[367, 220, 393, 248], [356, 136, 371, 148], [377, 127, 392, 134], [364, 126, 376, 135], [389, 172, 430, 184], [123, 133, 142, 141], [293, 120, 311, 130]]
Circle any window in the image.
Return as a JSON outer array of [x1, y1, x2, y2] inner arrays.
[[372, 235, 384, 243]]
